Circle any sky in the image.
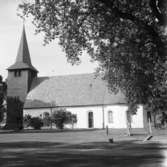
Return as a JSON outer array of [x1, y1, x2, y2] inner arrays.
[[0, 0, 98, 79]]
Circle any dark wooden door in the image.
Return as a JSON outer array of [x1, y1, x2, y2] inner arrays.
[[88, 112, 94, 128]]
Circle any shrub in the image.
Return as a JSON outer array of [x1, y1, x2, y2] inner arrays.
[[43, 112, 51, 127], [29, 117, 43, 130], [0, 107, 5, 123], [52, 108, 77, 130], [23, 114, 32, 128], [70, 114, 77, 129]]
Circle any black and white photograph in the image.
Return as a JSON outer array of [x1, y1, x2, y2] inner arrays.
[[0, 0, 167, 166]]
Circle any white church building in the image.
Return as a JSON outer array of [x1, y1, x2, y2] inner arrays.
[[7, 26, 147, 129]]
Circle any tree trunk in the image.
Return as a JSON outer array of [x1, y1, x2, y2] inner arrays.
[[126, 111, 132, 136]]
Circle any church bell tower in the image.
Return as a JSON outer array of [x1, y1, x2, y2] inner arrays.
[[6, 25, 38, 129], [7, 25, 38, 102]]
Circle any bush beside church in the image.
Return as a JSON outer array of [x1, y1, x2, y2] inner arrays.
[[23, 108, 77, 130]]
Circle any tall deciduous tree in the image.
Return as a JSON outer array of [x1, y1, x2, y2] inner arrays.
[[19, 0, 167, 112]]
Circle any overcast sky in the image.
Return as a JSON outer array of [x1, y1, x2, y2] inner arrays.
[[0, 0, 98, 79]]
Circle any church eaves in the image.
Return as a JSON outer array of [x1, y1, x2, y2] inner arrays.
[[7, 25, 38, 72]]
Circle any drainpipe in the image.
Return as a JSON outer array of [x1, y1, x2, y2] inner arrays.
[[102, 86, 107, 129], [102, 105, 105, 129], [50, 101, 55, 130], [50, 105, 52, 129]]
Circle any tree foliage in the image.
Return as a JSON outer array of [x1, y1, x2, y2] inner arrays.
[[6, 97, 23, 130], [0, 75, 7, 123], [19, 0, 167, 112], [43, 111, 51, 127], [23, 114, 32, 128], [29, 117, 43, 130], [52, 108, 77, 129]]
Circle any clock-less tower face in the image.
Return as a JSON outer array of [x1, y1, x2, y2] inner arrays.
[[7, 69, 37, 102]]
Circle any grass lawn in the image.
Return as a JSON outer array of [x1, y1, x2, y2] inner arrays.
[[0, 130, 167, 167]]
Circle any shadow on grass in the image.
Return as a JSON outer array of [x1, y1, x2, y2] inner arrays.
[[0, 128, 102, 134], [0, 140, 166, 167]]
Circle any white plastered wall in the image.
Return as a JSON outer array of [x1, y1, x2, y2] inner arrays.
[[24, 106, 104, 129], [104, 105, 128, 128], [24, 104, 144, 129]]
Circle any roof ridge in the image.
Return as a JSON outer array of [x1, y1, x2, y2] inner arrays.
[[37, 72, 96, 78]]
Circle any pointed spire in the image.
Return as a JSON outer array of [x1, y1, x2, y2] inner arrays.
[[8, 25, 38, 72], [16, 24, 32, 65]]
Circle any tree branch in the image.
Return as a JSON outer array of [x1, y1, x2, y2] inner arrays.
[[149, 0, 167, 26], [97, 0, 163, 48]]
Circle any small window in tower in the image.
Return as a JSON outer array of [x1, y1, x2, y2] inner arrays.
[[14, 71, 17, 77], [14, 70, 21, 77], [18, 70, 21, 76], [108, 111, 113, 123]]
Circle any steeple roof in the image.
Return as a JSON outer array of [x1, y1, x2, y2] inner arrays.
[[7, 25, 38, 72]]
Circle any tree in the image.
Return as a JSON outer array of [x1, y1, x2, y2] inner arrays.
[[0, 75, 7, 124], [70, 114, 77, 129], [6, 97, 23, 130], [23, 114, 32, 128], [43, 112, 51, 127], [52, 108, 77, 130], [19, 0, 167, 113]]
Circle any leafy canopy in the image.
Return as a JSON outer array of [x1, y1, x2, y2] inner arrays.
[[19, 0, 167, 112]]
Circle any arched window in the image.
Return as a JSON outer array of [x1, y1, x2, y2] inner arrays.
[[108, 111, 113, 123]]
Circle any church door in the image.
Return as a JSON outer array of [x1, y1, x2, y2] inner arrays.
[[88, 111, 94, 128]]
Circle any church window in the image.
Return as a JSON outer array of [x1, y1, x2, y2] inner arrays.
[[108, 111, 113, 123], [14, 70, 21, 77], [88, 111, 94, 128]]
